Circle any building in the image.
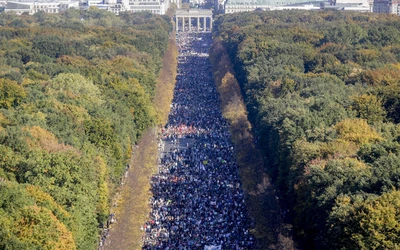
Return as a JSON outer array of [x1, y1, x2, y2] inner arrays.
[[324, 0, 370, 11], [6, 1, 59, 14], [223, 0, 374, 13], [175, 9, 213, 32], [5, 0, 170, 15], [6, 1, 60, 14], [79, 0, 127, 14], [224, 0, 325, 13], [373, 0, 400, 14], [125, 0, 170, 14], [5, 0, 79, 14]]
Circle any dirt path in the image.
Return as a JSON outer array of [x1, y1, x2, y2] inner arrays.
[[103, 128, 158, 250]]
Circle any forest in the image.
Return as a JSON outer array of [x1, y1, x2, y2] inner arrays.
[[213, 10, 400, 249], [0, 9, 171, 249]]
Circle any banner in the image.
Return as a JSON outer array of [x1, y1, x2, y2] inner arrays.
[[204, 245, 221, 250]]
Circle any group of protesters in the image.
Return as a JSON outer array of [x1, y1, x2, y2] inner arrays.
[[142, 32, 254, 250]]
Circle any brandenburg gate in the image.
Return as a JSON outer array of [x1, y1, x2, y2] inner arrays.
[[175, 9, 213, 32]]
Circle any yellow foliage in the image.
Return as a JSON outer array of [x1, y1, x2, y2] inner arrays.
[[362, 67, 400, 86], [102, 41, 115, 48], [391, 63, 400, 70], [21, 78, 34, 86], [111, 56, 138, 73], [14, 205, 76, 250], [334, 118, 382, 145], [57, 55, 91, 68], [292, 139, 322, 165], [153, 34, 178, 125], [320, 139, 359, 158], [24, 126, 76, 153], [354, 49, 379, 62], [351, 190, 400, 249], [223, 94, 247, 122], [25, 185, 71, 220], [341, 157, 369, 170], [0, 78, 27, 108], [350, 94, 386, 124], [219, 72, 242, 103], [335, 194, 352, 206]]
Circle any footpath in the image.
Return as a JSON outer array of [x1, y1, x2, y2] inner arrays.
[[102, 127, 159, 250]]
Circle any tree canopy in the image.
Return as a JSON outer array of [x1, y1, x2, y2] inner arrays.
[[213, 10, 400, 249], [0, 9, 171, 249]]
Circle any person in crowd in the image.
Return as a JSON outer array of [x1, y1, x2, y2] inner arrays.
[[142, 32, 254, 250]]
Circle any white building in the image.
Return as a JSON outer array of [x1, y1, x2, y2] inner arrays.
[[79, 0, 127, 14], [223, 0, 373, 12], [224, 0, 325, 13], [5, 0, 78, 14], [80, 0, 170, 14], [325, 0, 370, 11], [5, 0, 170, 15], [125, 0, 170, 14]]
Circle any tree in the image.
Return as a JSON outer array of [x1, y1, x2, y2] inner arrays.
[[334, 118, 382, 145], [0, 78, 27, 108], [32, 35, 71, 59], [328, 190, 400, 250], [351, 94, 386, 124]]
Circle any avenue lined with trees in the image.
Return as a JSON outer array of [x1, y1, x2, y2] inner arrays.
[[213, 10, 400, 249], [2, 7, 400, 250], [0, 9, 171, 249]]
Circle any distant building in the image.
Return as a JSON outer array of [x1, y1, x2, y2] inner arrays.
[[125, 0, 170, 14], [5, 0, 79, 14], [223, 0, 374, 12], [224, 0, 325, 13], [6, 1, 60, 14], [373, 0, 400, 14], [270, 4, 320, 9], [79, 0, 127, 14], [324, 0, 370, 11], [5, 0, 170, 15]]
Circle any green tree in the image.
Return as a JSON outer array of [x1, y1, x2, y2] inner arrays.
[[328, 190, 400, 250], [351, 94, 386, 124], [0, 78, 27, 108]]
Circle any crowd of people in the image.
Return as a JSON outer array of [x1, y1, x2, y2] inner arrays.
[[142, 32, 254, 250]]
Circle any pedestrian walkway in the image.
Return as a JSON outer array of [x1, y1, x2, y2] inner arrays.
[[141, 32, 254, 249]]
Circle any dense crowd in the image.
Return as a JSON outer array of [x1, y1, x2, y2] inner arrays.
[[142, 32, 254, 250]]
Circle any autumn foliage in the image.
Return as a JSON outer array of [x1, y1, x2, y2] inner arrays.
[[214, 10, 400, 249], [0, 10, 171, 249]]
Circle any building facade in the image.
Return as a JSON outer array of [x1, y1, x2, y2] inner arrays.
[[373, 0, 400, 14], [5, 0, 170, 15], [126, 0, 169, 14], [5, 0, 79, 14], [224, 0, 325, 13]]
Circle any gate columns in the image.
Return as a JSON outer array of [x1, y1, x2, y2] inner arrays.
[[175, 9, 213, 33]]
